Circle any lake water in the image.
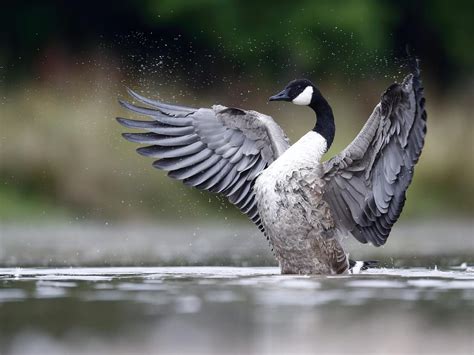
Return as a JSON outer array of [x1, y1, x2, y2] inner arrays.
[[1, 265, 473, 355]]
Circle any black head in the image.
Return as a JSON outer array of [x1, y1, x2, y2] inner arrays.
[[269, 78, 336, 150], [269, 79, 316, 105]]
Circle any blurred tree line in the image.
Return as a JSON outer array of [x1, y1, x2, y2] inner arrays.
[[1, 0, 473, 86]]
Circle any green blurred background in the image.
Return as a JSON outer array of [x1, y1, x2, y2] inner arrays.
[[1, 0, 473, 224]]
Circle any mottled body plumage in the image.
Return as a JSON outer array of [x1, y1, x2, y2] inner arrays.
[[255, 132, 347, 274]]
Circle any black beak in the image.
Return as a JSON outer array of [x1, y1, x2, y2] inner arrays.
[[269, 88, 291, 102]]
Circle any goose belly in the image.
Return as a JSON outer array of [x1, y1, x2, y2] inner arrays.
[[254, 161, 331, 244], [254, 130, 330, 237], [254, 135, 339, 273]]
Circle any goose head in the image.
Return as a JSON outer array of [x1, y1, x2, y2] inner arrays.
[[269, 78, 335, 150], [269, 79, 316, 106]]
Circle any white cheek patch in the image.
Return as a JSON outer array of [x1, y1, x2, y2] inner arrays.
[[292, 86, 313, 105]]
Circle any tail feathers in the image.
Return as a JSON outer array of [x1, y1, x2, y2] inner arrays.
[[349, 259, 378, 274]]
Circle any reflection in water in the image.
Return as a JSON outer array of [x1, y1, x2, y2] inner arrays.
[[0, 266, 473, 354]]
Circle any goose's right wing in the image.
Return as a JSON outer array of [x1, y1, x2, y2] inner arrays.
[[117, 89, 290, 231], [322, 60, 427, 246]]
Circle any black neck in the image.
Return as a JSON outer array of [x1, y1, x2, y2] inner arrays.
[[309, 91, 335, 150]]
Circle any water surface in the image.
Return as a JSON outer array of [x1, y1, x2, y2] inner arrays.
[[1, 266, 473, 354]]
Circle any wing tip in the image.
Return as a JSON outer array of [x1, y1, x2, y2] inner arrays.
[[116, 117, 127, 126], [125, 86, 135, 97], [125, 87, 152, 105], [118, 99, 128, 108], [122, 132, 133, 141], [136, 146, 158, 158], [122, 132, 152, 144]]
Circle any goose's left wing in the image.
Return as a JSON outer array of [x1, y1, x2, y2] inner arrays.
[[117, 89, 290, 231], [322, 60, 427, 246]]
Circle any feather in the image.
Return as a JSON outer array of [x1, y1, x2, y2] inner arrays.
[[226, 170, 251, 197], [199, 162, 234, 190], [168, 155, 222, 180], [126, 88, 195, 114], [137, 141, 205, 158], [213, 166, 239, 193], [123, 133, 199, 146], [116, 117, 162, 129], [153, 148, 213, 171], [183, 159, 228, 187], [232, 181, 252, 205], [118, 100, 193, 126], [147, 126, 194, 136]]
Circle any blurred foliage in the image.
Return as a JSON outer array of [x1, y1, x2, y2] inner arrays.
[[143, 0, 474, 79], [1, 0, 473, 84], [0, 0, 473, 222]]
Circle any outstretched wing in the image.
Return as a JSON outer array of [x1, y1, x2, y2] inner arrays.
[[322, 60, 427, 246], [117, 89, 290, 231]]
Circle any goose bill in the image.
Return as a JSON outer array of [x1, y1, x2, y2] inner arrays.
[[269, 89, 291, 102]]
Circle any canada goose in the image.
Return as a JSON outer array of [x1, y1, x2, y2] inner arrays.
[[117, 58, 426, 275]]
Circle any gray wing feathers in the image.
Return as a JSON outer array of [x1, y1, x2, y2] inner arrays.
[[118, 100, 193, 126], [323, 60, 427, 246], [118, 89, 290, 232], [126, 88, 195, 115]]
